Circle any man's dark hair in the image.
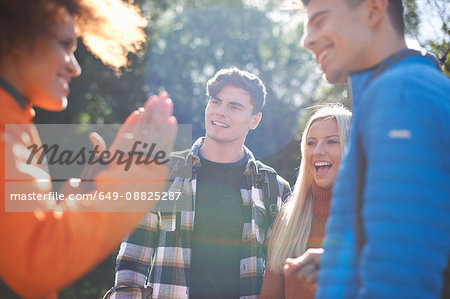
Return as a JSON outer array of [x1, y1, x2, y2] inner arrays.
[[206, 67, 266, 115], [300, 0, 405, 36]]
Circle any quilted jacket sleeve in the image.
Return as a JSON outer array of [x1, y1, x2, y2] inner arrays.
[[355, 69, 450, 298]]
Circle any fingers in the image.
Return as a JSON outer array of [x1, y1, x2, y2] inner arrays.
[[141, 93, 175, 154], [141, 91, 173, 125], [123, 107, 145, 125], [306, 268, 319, 284], [142, 95, 160, 124], [306, 247, 324, 264], [283, 257, 303, 277], [109, 91, 177, 161], [295, 262, 318, 284], [88, 132, 107, 154], [283, 251, 312, 274], [283, 248, 324, 281], [143, 90, 169, 109], [124, 91, 174, 126], [163, 115, 177, 154]]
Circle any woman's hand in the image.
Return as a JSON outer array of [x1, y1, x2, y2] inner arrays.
[[283, 248, 324, 298]]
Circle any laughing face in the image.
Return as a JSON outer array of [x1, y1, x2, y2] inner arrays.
[[14, 11, 81, 111], [205, 84, 261, 146], [305, 118, 342, 189], [301, 0, 373, 83]]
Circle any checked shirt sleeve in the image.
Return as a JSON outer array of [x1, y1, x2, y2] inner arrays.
[[110, 212, 159, 298]]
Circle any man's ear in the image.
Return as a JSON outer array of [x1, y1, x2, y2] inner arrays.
[[250, 112, 262, 130], [367, 0, 389, 28]]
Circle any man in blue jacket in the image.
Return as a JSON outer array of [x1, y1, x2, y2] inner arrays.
[[284, 0, 450, 298]]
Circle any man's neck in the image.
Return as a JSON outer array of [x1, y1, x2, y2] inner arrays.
[[358, 26, 408, 72], [199, 138, 246, 163]]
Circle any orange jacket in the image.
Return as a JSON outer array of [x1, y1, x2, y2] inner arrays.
[[0, 87, 166, 298]]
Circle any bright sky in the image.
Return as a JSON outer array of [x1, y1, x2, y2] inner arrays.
[[415, 0, 449, 42], [259, 0, 448, 44]]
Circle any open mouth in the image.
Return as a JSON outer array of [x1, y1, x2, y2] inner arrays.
[[211, 121, 230, 128], [317, 45, 333, 67], [314, 161, 332, 174], [58, 76, 69, 92]]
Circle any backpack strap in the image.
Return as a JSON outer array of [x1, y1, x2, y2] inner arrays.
[[165, 149, 193, 231], [369, 49, 440, 83], [103, 285, 152, 299], [166, 148, 192, 182], [255, 161, 280, 220]]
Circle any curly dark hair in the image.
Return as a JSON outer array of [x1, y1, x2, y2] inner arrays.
[[0, 0, 147, 70]]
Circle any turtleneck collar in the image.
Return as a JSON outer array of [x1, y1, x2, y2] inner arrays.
[[311, 182, 332, 216], [307, 182, 333, 249]]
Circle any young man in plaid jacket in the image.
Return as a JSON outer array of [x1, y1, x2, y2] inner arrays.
[[107, 67, 291, 299]]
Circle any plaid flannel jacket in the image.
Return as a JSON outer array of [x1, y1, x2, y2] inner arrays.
[[108, 138, 291, 299]]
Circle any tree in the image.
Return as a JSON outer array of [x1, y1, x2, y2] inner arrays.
[[404, 0, 449, 75], [29, 1, 445, 297]]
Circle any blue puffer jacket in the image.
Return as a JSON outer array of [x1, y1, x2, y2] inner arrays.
[[317, 49, 450, 298]]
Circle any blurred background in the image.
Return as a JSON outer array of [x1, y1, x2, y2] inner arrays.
[[29, 0, 448, 297]]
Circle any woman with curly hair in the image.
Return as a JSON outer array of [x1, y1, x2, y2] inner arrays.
[[260, 104, 352, 299], [0, 0, 176, 297]]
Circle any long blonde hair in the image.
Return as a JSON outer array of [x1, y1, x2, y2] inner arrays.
[[267, 104, 352, 272]]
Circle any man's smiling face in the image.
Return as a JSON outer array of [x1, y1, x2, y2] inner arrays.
[[301, 0, 373, 83], [205, 84, 261, 145]]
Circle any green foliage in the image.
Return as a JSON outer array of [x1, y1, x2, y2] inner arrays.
[[404, 0, 420, 36], [426, 22, 450, 76], [143, 6, 321, 163], [38, 1, 447, 298], [406, 0, 449, 75]]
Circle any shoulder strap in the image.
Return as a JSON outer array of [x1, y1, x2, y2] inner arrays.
[[255, 161, 279, 219], [369, 49, 441, 82], [166, 148, 192, 181], [103, 285, 152, 299]]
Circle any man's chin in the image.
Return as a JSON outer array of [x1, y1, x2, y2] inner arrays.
[[31, 95, 68, 112], [207, 135, 228, 143], [206, 134, 241, 145], [323, 69, 347, 84]]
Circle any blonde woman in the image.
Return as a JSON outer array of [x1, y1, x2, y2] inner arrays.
[[260, 104, 352, 299]]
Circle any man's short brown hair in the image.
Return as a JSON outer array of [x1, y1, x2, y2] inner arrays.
[[299, 0, 405, 36], [206, 67, 266, 115]]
